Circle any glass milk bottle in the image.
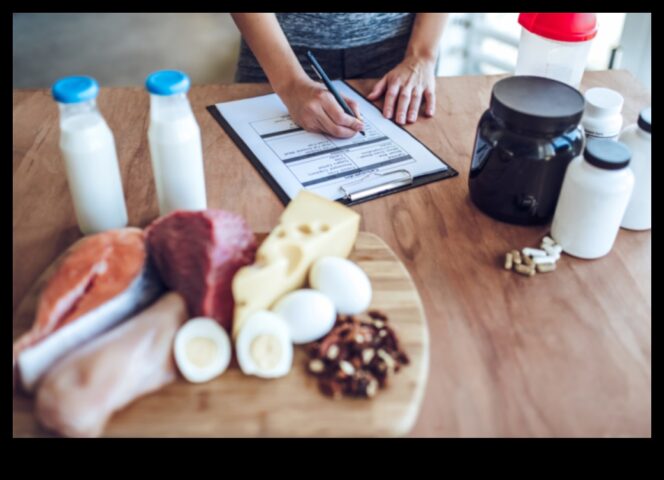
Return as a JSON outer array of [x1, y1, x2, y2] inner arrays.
[[146, 70, 207, 215], [52, 76, 128, 234]]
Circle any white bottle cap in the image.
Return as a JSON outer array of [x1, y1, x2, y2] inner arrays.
[[584, 87, 624, 117]]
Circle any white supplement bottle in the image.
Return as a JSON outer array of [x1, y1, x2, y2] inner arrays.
[[146, 70, 207, 215], [582, 87, 624, 141], [620, 107, 651, 230], [551, 139, 634, 259], [52, 76, 128, 235]]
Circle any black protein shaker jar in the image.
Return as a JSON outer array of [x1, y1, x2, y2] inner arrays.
[[468, 76, 585, 225]]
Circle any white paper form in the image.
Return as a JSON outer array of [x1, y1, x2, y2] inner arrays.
[[213, 81, 450, 201]]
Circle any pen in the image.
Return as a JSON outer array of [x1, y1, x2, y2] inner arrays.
[[306, 50, 365, 136]]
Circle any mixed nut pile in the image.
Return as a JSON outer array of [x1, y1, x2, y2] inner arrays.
[[306, 310, 409, 399]]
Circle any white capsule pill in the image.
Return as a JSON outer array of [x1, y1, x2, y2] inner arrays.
[[537, 263, 556, 273], [543, 244, 562, 258], [550, 244, 563, 254], [522, 247, 547, 258], [542, 236, 555, 246], [533, 255, 559, 265]]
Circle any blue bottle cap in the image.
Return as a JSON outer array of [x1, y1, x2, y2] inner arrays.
[[145, 70, 190, 96], [52, 76, 99, 104]]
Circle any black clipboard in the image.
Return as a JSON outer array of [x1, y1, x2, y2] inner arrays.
[[206, 81, 458, 206]]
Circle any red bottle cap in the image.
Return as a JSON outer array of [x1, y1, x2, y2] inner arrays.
[[519, 13, 598, 42]]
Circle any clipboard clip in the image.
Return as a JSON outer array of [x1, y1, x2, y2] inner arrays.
[[339, 169, 413, 202]]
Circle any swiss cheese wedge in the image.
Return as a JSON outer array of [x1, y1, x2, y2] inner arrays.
[[232, 190, 360, 338]]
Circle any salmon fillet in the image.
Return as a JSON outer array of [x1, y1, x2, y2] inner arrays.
[[14, 227, 163, 392]]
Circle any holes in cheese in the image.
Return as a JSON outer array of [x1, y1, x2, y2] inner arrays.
[[297, 224, 313, 235], [281, 244, 304, 275], [231, 190, 360, 339]]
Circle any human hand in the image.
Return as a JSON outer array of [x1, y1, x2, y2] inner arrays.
[[278, 77, 364, 138], [366, 54, 436, 125]]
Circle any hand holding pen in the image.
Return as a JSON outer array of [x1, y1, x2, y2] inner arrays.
[[274, 53, 365, 139], [306, 51, 365, 137]]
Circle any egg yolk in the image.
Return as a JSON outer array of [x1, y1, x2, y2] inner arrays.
[[186, 337, 218, 368], [250, 334, 282, 371]]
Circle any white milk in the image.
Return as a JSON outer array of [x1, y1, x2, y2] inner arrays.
[[59, 110, 128, 234], [148, 93, 207, 215]]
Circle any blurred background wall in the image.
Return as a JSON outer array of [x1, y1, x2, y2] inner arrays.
[[13, 12, 651, 90], [13, 13, 241, 87]]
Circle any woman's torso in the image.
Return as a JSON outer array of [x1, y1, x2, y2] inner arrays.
[[275, 13, 414, 49], [235, 13, 415, 82]]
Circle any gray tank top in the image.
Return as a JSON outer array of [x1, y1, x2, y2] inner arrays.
[[275, 13, 415, 49]]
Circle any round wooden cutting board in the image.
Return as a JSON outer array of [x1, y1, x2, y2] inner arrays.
[[13, 232, 429, 437]]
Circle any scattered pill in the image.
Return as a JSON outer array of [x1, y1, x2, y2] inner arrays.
[[542, 246, 561, 260], [515, 263, 535, 276], [522, 247, 547, 257], [543, 244, 563, 256], [533, 255, 559, 265], [536, 263, 556, 273], [503, 236, 563, 277]]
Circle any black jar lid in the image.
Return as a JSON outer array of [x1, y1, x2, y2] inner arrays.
[[490, 76, 585, 135], [638, 107, 651, 133], [583, 138, 631, 170]]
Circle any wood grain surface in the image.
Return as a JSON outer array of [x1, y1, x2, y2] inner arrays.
[[13, 70, 651, 436], [13, 232, 428, 437]]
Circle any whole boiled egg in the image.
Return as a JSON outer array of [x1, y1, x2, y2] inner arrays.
[[272, 289, 336, 344], [309, 257, 372, 315], [174, 317, 232, 383], [236, 310, 293, 378]]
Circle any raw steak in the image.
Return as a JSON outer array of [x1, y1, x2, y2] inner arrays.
[[145, 210, 256, 333], [14, 227, 164, 392]]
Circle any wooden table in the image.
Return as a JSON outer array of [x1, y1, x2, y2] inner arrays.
[[13, 70, 651, 437]]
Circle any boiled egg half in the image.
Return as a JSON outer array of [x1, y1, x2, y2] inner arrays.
[[174, 317, 232, 383], [236, 310, 293, 378]]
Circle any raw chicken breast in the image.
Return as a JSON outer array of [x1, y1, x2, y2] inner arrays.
[[36, 292, 187, 438]]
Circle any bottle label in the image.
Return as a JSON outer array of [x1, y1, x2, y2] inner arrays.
[[584, 129, 620, 141]]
